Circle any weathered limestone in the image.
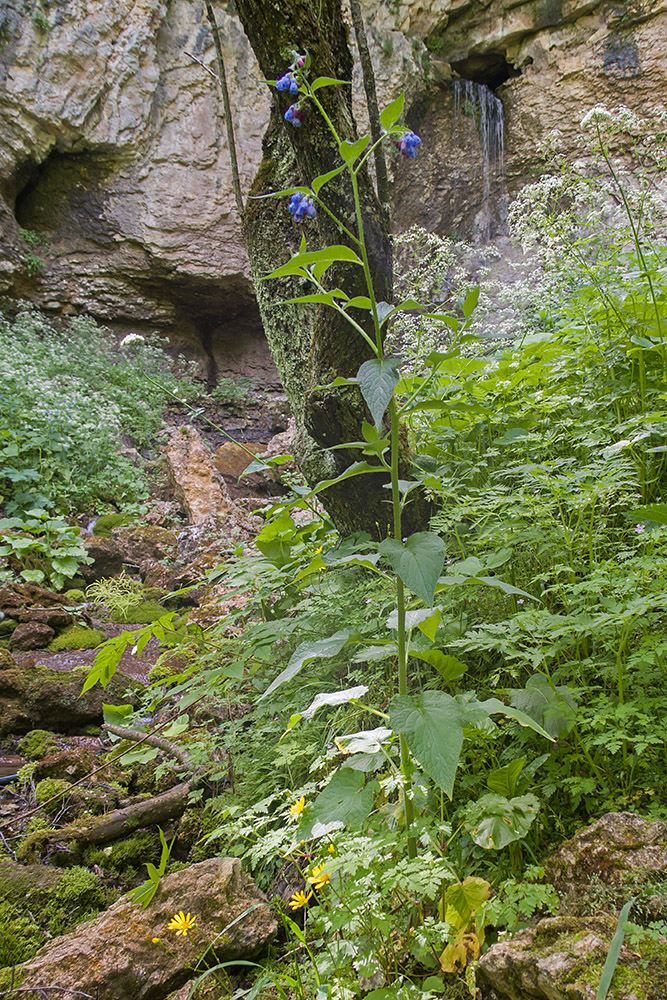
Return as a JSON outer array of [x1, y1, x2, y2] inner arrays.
[[1, 0, 666, 334], [18, 858, 278, 1000]]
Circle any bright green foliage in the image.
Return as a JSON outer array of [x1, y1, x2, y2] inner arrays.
[[92, 513, 134, 537], [0, 509, 92, 589], [0, 307, 200, 515]]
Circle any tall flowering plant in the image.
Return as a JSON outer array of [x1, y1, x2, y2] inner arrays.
[[257, 52, 553, 862]]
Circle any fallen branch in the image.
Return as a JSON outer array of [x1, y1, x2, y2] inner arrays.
[[54, 778, 199, 846], [102, 723, 192, 768]]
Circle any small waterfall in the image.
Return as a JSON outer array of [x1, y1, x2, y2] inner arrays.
[[453, 80, 507, 241]]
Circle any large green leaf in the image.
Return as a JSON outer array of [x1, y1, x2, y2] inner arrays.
[[339, 135, 370, 162], [379, 532, 445, 606], [259, 629, 352, 701], [596, 898, 635, 1000], [627, 503, 667, 526], [300, 768, 375, 838], [506, 675, 577, 738], [357, 357, 400, 428], [486, 757, 526, 798], [300, 685, 368, 721], [411, 650, 468, 683], [380, 93, 405, 130], [390, 691, 465, 798], [264, 245, 362, 279], [464, 793, 539, 850], [479, 696, 556, 742]]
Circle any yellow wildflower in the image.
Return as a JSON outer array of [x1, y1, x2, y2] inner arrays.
[[168, 911, 197, 936], [290, 796, 306, 818], [288, 889, 313, 910], [315, 546, 323, 554], [328, 844, 336, 854], [152, 937, 161, 944], [307, 864, 332, 890]]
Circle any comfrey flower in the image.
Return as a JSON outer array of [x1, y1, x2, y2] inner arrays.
[[289, 193, 316, 222], [284, 104, 307, 127], [398, 131, 421, 158], [276, 72, 299, 95]]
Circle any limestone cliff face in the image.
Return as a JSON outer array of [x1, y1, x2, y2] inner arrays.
[[0, 0, 665, 359]]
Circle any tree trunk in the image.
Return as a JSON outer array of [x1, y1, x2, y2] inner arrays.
[[234, 0, 423, 537]]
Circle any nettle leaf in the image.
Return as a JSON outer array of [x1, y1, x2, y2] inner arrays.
[[464, 793, 539, 850], [380, 92, 405, 131], [390, 691, 465, 798], [259, 629, 352, 700], [357, 357, 400, 428], [301, 685, 368, 721], [339, 134, 370, 163], [380, 532, 445, 606], [300, 769, 376, 839]]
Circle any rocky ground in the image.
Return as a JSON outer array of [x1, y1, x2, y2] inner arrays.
[[1, 399, 667, 999]]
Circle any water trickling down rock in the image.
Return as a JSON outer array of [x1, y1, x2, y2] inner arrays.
[[453, 79, 507, 242]]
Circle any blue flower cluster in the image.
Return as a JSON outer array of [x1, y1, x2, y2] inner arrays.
[[284, 105, 306, 127], [398, 131, 422, 158], [289, 193, 316, 221], [276, 72, 299, 95]]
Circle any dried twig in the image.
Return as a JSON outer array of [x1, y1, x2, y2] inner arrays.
[[203, 2, 244, 215]]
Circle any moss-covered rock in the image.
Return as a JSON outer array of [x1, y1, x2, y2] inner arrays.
[[111, 599, 165, 624], [18, 729, 59, 760], [63, 588, 86, 603], [0, 653, 140, 734], [93, 513, 134, 537], [48, 624, 106, 651], [83, 829, 163, 878], [478, 913, 667, 999], [0, 860, 109, 968]]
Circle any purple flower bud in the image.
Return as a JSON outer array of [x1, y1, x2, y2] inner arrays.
[[289, 77, 299, 95], [288, 194, 316, 222], [398, 131, 421, 158]]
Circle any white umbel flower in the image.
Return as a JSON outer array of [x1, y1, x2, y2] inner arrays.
[[120, 333, 145, 347]]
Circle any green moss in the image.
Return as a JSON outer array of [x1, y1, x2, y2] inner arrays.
[[15, 826, 58, 863], [83, 830, 162, 877], [92, 512, 133, 537], [0, 862, 109, 967], [35, 777, 71, 809], [48, 624, 106, 651], [0, 900, 44, 968], [64, 588, 86, 602], [18, 729, 58, 761], [46, 865, 109, 935], [111, 600, 165, 624]]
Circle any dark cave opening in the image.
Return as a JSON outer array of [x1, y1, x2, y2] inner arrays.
[[450, 52, 520, 90]]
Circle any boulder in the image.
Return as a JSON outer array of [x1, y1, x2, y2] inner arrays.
[[478, 913, 667, 1000], [10, 622, 54, 650], [19, 858, 278, 1000], [547, 811, 667, 896], [165, 425, 240, 524], [80, 536, 125, 583], [0, 653, 138, 734], [111, 525, 179, 565], [4, 606, 73, 630]]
